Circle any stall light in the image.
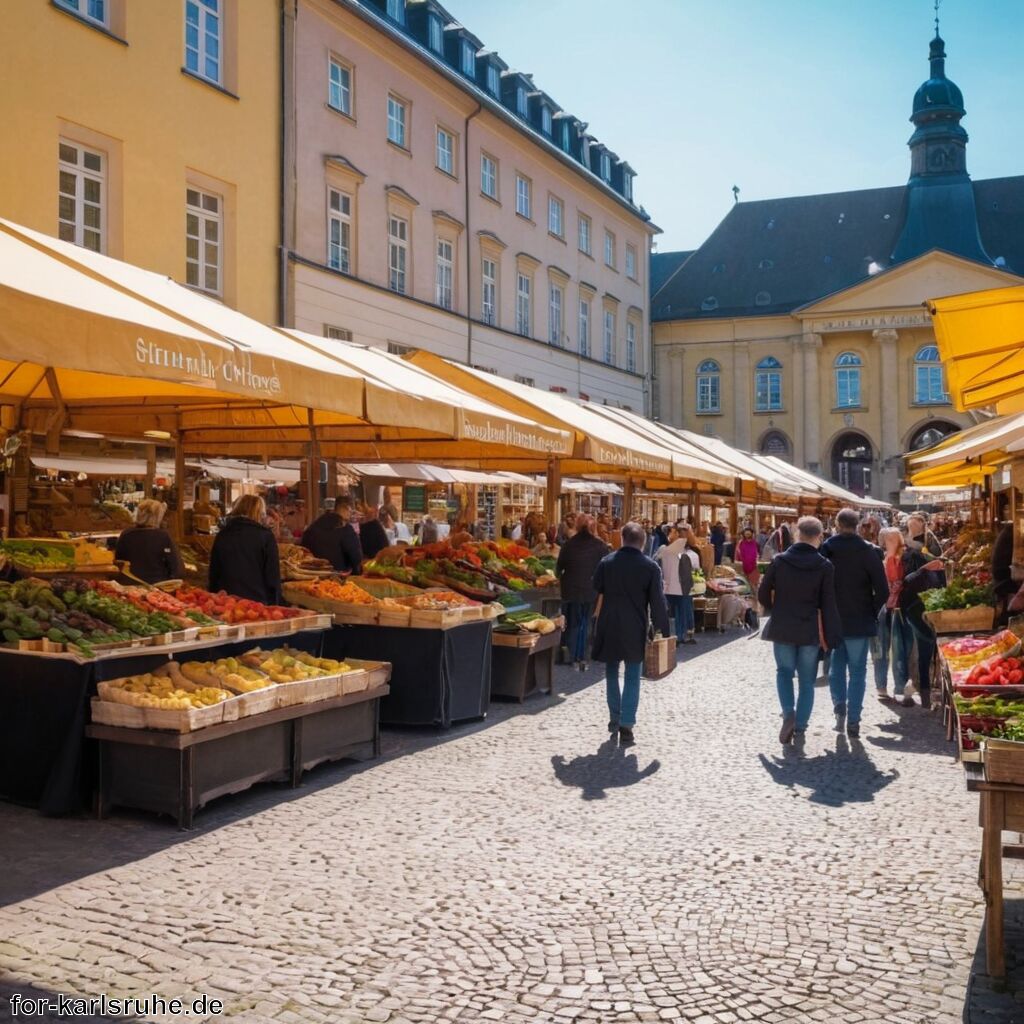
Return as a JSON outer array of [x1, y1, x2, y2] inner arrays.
[[143, 430, 172, 440]]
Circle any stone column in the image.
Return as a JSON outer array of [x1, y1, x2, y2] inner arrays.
[[790, 335, 805, 465], [667, 348, 685, 427], [732, 340, 751, 450], [801, 333, 823, 472], [874, 328, 900, 498]]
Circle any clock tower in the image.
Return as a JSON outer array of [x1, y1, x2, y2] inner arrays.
[[891, 30, 991, 265]]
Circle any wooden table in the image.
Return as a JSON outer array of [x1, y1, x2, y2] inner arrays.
[[490, 629, 560, 702], [86, 685, 388, 829], [964, 761, 1024, 982]]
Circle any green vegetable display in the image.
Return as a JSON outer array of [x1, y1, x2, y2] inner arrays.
[[992, 721, 1024, 742], [922, 577, 993, 612], [954, 695, 1024, 718]]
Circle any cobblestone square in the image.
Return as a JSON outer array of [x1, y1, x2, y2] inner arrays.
[[1, 635, 1020, 1023]]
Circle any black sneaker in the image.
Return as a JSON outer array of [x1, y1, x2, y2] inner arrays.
[[608, 719, 619, 733], [847, 722, 861, 739], [619, 727, 635, 746], [834, 703, 847, 732]]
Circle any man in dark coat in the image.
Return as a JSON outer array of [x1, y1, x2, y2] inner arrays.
[[556, 514, 610, 670], [709, 522, 727, 566], [301, 498, 363, 575], [822, 508, 889, 738], [592, 521, 671, 745], [758, 516, 842, 745], [358, 507, 391, 561]]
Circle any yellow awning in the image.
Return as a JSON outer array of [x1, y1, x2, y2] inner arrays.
[[905, 413, 1024, 470], [928, 285, 1024, 410], [910, 461, 994, 487]]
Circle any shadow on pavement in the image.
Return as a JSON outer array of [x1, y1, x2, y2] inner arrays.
[[551, 737, 660, 801], [0, 980, 147, 1023], [963, 897, 1024, 1023], [866, 706, 954, 758], [758, 733, 899, 807]]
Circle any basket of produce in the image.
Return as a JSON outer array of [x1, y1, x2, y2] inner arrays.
[[344, 658, 391, 691], [984, 725, 1024, 784], [238, 647, 353, 705], [690, 569, 707, 597], [94, 665, 232, 732], [941, 630, 1021, 672], [923, 579, 995, 634], [282, 579, 380, 623], [954, 653, 1024, 696]]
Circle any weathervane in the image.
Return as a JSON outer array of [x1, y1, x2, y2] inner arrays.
[[732, 184, 740, 204], [934, 0, 941, 36]]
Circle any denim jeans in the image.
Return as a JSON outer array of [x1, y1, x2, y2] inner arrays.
[[829, 636, 870, 724], [681, 594, 695, 634], [606, 661, 643, 727], [773, 643, 820, 730], [907, 611, 936, 696], [563, 602, 593, 662], [665, 594, 686, 639], [873, 609, 917, 694]]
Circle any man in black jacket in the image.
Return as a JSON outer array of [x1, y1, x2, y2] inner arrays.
[[556, 514, 610, 670], [822, 508, 889, 738], [301, 498, 363, 575], [758, 516, 842, 745], [592, 522, 671, 745]]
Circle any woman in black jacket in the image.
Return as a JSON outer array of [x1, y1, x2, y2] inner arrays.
[[758, 516, 842, 744], [556, 514, 610, 669], [209, 494, 282, 605], [115, 499, 184, 584]]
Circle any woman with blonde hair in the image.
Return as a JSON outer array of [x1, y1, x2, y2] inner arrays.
[[114, 498, 184, 584], [209, 493, 282, 604]]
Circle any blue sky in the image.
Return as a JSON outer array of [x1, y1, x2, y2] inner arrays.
[[442, 0, 1024, 252]]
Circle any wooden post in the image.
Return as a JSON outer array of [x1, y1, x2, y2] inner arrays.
[[622, 476, 635, 521], [545, 458, 562, 528], [326, 458, 339, 501], [174, 431, 186, 542], [306, 410, 319, 511], [144, 444, 156, 499]]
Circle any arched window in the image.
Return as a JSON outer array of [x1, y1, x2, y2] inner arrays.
[[909, 420, 959, 452], [755, 356, 783, 412], [834, 351, 862, 409], [914, 344, 949, 404], [696, 359, 721, 413], [759, 430, 791, 459], [831, 431, 873, 495]]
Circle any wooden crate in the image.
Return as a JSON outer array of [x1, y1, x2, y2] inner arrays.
[[408, 607, 468, 629], [925, 605, 996, 635], [644, 636, 677, 679], [90, 697, 225, 733], [338, 667, 369, 695], [377, 605, 413, 627], [985, 738, 1024, 784], [332, 605, 379, 625], [345, 658, 392, 690]]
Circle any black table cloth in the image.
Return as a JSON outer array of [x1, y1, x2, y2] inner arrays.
[[0, 632, 323, 817], [325, 621, 491, 727]]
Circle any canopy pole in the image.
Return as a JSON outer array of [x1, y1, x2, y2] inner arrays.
[[174, 424, 185, 542], [622, 476, 635, 522], [143, 444, 156, 500], [306, 409, 319, 511], [544, 458, 562, 529], [729, 477, 742, 537]]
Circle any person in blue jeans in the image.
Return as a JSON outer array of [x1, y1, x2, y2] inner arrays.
[[592, 522, 671, 746], [556, 515, 610, 671], [821, 508, 888, 738], [758, 516, 842, 744]]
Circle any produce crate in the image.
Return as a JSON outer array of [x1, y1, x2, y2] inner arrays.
[[376, 605, 413, 627], [332, 605, 379, 625], [984, 738, 1024, 784], [644, 635, 676, 679], [408, 607, 476, 629], [337, 666, 370, 695], [492, 631, 540, 649], [925, 606, 995, 634], [90, 697, 225, 733]]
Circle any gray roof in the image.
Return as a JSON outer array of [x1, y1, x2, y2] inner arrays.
[[651, 175, 1024, 322]]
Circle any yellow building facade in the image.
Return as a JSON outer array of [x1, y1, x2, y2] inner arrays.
[[0, 0, 279, 322]]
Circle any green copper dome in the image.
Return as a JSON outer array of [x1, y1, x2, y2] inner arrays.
[[912, 35, 965, 118]]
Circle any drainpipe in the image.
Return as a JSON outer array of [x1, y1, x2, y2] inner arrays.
[[278, 0, 298, 327], [464, 102, 482, 365]]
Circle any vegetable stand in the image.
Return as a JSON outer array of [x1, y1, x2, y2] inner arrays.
[[490, 627, 560, 702]]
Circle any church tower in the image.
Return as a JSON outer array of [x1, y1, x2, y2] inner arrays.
[[891, 30, 992, 264]]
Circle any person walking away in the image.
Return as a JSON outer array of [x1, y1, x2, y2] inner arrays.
[[115, 499, 185, 584], [209, 494, 282, 605], [822, 508, 888, 737], [555, 514, 610, 670], [655, 526, 693, 647], [302, 497, 363, 575], [758, 516, 841, 744], [592, 522, 671, 746], [735, 527, 761, 607], [710, 522, 727, 567]]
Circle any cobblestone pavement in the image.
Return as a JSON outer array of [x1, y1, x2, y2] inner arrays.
[[1, 633, 1021, 1023]]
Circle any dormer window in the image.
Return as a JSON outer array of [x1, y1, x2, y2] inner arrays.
[[624, 174, 633, 202], [461, 40, 475, 77], [541, 106, 552, 135], [428, 14, 442, 53], [560, 121, 572, 153], [486, 64, 500, 95], [386, 0, 404, 23], [516, 86, 528, 117], [600, 153, 611, 182]]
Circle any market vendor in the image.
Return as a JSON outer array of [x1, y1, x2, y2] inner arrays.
[[358, 506, 391, 561], [302, 497, 363, 575], [114, 499, 185, 584], [209, 494, 283, 604]]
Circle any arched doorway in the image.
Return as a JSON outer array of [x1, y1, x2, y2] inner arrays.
[[831, 432, 873, 495], [759, 430, 792, 461], [908, 420, 960, 452]]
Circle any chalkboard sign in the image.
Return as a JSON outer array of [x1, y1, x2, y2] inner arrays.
[[404, 485, 426, 513]]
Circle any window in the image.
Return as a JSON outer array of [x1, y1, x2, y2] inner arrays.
[[515, 174, 531, 219], [578, 298, 590, 357], [760, 431, 791, 458], [514, 375, 534, 387], [516, 272, 531, 336], [427, 14, 442, 53], [58, 140, 104, 252], [387, 95, 407, 148], [561, 120, 572, 153], [461, 41, 475, 77], [624, 174, 634, 202], [480, 153, 497, 199], [435, 238, 453, 309], [486, 64, 500, 96], [604, 230, 615, 268], [328, 57, 352, 116], [754, 355, 783, 412], [436, 127, 455, 176], [185, 0, 221, 85], [324, 325, 352, 341], [516, 86, 528, 117], [327, 188, 352, 274], [626, 321, 636, 373], [549, 283, 563, 346], [696, 359, 721, 413], [386, 0, 404, 24], [835, 351, 862, 408], [388, 215, 408, 294], [603, 310, 615, 365], [625, 244, 637, 280], [185, 187, 222, 295], [914, 345, 949, 404], [578, 214, 591, 255], [541, 106, 552, 135], [481, 257, 497, 325], [548, 195, 563, 238], [600, 152, 611, 181], [56, 0, 107, 26], [388, 341, 414, 356]]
